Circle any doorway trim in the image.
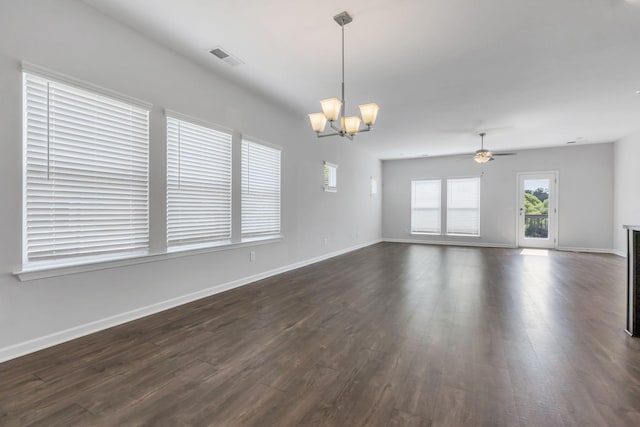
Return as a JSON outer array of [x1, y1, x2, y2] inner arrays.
[[515, 171, 559, 249]]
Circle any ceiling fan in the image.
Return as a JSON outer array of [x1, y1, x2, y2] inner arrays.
[[474, 132, 516, 163]]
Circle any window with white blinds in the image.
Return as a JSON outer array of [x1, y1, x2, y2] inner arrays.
[[447, 177, 481, 236], [241, 139, 281, 240], [167, 116, 232, 249], [323, 162, 337, 192], [23, 73, 150, 267], [411, 180, 441, 234]]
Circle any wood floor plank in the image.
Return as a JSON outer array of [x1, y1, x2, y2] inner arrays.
[[430, 385, 475, 427], [388, 408, 432, 427], [0, 243, 635, 426]]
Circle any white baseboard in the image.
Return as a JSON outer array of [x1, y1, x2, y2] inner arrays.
[[382, 238, 517, 249], [557, 247, 620, 255], [0, 239, 382, 363], [384, 238, 621, 256]]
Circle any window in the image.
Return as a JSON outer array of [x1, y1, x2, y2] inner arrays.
[[447, 177, 481, 236], [411, 180, 441, 234], [23, 72, 149, 267], [241, 139, 281, 240], [324, 162, 337, 192], [166, 116, 232, 249]]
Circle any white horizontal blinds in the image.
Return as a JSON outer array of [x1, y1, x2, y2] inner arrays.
[[411, 180, 441, 234], [166, 117, 232, 248], [447, 177, 481, 235], [23, 73, 150, 265], [241, 140, 281, 239]]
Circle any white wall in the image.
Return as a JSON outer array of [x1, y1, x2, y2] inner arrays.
[[613, 132, 640, 256], [0, 0, 381, 359], [383, 143, 614, 250]]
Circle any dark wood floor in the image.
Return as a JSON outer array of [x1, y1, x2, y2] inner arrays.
[[1, 243, 639, 426]]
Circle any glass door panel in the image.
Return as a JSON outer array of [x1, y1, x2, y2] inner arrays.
[[517, 172, 557, 248]]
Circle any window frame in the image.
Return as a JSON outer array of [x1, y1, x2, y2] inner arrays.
[[165, 112, 233, 251], [21, 68, 151, 270], [241, 137, 282, 242]]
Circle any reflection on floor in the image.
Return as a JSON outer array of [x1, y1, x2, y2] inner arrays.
[[520, 248, 550, 256]]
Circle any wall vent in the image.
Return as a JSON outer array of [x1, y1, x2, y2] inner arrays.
[[209, 47, 244, 67]]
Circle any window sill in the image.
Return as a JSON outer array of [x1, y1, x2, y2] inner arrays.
[[241, 235, 283, 243], [410, 233, 482, 238], [14, 235, 283, 282], [167, 240, 233, 253]]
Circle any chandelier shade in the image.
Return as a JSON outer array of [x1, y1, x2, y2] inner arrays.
[[359, 103, 380, 126], [320, 98, 343, 121], [308, 11, 379, 140], [344, 116, 362, 134], [308, 113, 328, 133]]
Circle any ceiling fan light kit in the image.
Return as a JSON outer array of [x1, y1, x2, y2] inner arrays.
[[308, 11, 379, 140], [474, 150, 493, 164], [473, 132, 516, 163], [474, 133, 493, 163]]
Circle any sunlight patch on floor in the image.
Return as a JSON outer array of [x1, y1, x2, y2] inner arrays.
[[520, 248, 549, 257]]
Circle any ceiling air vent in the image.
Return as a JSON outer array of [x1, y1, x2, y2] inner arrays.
[[209, 47, 244, 67]]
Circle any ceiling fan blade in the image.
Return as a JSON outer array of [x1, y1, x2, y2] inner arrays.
[[492, 152, 517, 156]]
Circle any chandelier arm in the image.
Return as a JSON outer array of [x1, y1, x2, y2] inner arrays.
[[316, 132, 343, 138], [316, 131, 353, 140], [329, 121, 344, 133]]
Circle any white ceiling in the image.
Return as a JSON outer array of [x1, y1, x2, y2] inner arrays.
[[82, 0, 640, 159]]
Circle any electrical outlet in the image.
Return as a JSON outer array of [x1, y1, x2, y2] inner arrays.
[[250, 251, 255, 261]]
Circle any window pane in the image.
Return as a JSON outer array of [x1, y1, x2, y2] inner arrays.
[[447, 177, 481, 235], [411, 180, 441, 234]]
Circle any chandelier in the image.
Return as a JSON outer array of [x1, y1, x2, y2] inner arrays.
[[308, 11, 380, 140]]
